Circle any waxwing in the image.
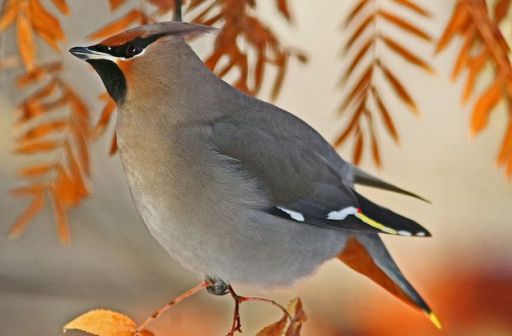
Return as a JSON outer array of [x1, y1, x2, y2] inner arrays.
[[70, 21, 440, 328]]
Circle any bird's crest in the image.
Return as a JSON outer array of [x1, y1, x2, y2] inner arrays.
[[99, 22, 217, 47]]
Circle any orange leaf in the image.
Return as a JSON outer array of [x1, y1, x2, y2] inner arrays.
[[393, 0, 431, 17], [50, 182, 71, 243], [15, 140, 59, 154], [380, 64, 418, 114], [462, 51, 487, 103], [71, 123, 91, 175], [335, 101, 365, 147], [471, 78, 504, 135], [276, 0, 291, 21], [345, 13, 375, 52], [371, 87, 399, 143], [23, 79, 58, 102], [50, 0, 70, 15], [254, 51, 266, 94], [0, 0, 19, 32], [18, 96, 68, 123], [93, 97, 116, 138], [89, 9, 145, 40], [371, 130, 381, 167], [65, 142, 89, 199], [256, 314, 287, 336], [16, 62, 63, 87], [16, 5, 35, 71], [379, 10, 431, 41], [21, 119, 68, 141], [340, 65, 372, 113], [381, 35, 433, 73], [494, 0, 512, 23], [28, 0, 66, 50], [353, 128, 364, 165], [63, 309, 136, 336], [8, 192, 45, 238], [498, 119, 512, 165], [285, 298, 307, 336], [344, 0, 370, 27], [10, 184, 45, 196], [451, 27, 477, 80], [110, 132, 118, 155], [436, 3, 468, 53], [270, 53, 288, 100], [506, 155, 512, 177], [341, 38, 373, 85], [68, 89, 90, 120], [109, 0, 128, 11], [18, 163, 56, 177]]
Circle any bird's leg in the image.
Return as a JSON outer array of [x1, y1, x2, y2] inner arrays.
[[135, 280, 210, 335]]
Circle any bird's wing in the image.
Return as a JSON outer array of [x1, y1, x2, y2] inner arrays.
[[209, 116, 429, 237]]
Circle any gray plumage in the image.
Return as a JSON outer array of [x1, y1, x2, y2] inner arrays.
[[70, 22, 439, 325]]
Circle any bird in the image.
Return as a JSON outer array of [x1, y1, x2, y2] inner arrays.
[[69, 21, 440, 329]]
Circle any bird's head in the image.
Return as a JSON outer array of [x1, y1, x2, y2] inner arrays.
[[69, 22, 215, 104]]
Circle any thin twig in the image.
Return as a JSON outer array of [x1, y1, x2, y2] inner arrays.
[[226, 285, 292, 336], [135, 281, 210, 334], [174, 0, 182, 21]]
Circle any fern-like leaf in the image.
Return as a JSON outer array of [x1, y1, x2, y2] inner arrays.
[[436, 0, 512, 178], [337, 0, 433, 166], [9, 65, 91, 243]]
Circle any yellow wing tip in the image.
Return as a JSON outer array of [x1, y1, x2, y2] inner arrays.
[[426, 312, 442, 329], [354, 212, 398, 235]]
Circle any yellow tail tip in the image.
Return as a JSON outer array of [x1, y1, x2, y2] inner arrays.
[[427, 312, 442, 329]]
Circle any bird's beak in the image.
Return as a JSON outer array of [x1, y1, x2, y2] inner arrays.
[[69, 46, 95, 60], [69, 46, 113, 61]]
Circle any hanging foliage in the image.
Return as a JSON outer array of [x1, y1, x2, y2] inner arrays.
[[336, 0, 433, 166]]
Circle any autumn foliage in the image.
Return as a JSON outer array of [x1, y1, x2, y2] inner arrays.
[[436, 0, 512, 176], [1, 0, 512, 334], [1, 0, 510, 243], [336, 0, 433, 166], [63, 289, 307, 336]]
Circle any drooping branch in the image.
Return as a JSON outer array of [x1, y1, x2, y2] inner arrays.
[[336, 0, 433, 166], [437, 0, 512, 177]]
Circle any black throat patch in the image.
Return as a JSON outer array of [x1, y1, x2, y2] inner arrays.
[[87, 59, 127, 103]]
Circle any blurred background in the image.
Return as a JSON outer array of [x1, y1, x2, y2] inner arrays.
[[1, 0, 511, 335]]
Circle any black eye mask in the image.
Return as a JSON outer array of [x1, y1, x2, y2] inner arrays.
[[89, 34, 163, 59]]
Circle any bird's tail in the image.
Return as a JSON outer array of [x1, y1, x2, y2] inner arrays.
[[352, 167, 430, 203], [338, 234, 441, 329]]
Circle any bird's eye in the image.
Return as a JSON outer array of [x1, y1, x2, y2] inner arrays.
[[125, 44, 142, 58]]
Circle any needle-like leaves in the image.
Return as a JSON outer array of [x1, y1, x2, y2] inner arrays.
[[337, 0, 432, 166], [436, 0, 512, 177]]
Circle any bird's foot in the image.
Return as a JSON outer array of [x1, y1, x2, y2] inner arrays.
[[206, 277, 229, 296]]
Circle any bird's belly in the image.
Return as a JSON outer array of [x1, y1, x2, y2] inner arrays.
[[121, 159, 347, 287], [116, 124, 347, 288]]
